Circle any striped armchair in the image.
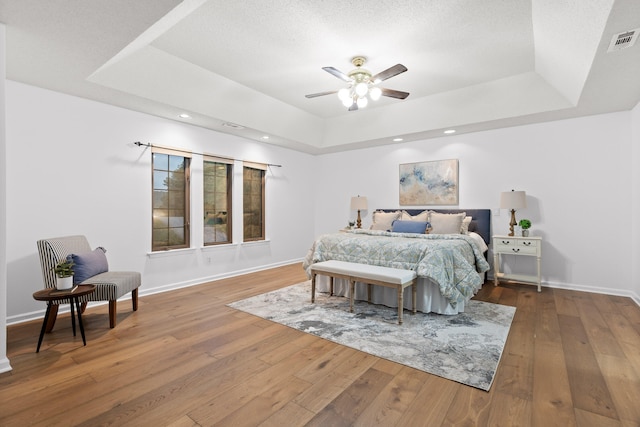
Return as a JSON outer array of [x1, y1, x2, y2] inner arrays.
[[37, 235, 141, 329]]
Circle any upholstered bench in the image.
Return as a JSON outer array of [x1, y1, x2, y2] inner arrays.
[[310, 260, 417, 324]]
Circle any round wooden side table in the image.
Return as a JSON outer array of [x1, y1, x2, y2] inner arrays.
[[32, 284, 96, 353]]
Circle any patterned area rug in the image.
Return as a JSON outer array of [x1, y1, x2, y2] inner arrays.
[[228, 281, 515, 391]]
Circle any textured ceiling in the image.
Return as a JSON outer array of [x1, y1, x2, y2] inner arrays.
[[1, 0, 640, 154]]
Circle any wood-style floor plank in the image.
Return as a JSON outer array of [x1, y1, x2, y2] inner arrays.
[[558, 314, 619, 420], [305, 367, 394, 426], [2, 263, 639, 426]]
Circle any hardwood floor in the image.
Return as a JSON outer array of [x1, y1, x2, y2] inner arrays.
[[2, 263, 639, 426]]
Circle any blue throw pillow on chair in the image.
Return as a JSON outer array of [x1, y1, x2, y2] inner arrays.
[[68, 247, 109, 284], [391, 220, 431, 234]]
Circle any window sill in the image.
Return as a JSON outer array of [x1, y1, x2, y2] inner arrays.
[[147, 247, 197, 258], [202, 243, 239, 252], [240, 239, 271, 247]]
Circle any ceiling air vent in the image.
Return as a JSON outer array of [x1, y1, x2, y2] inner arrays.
[[607, 28, 639, 52], [222, 122, 245, 130]]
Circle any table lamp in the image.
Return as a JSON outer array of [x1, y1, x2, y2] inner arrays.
[[500, 190, 526, 236], [350, 196, 368, 229]]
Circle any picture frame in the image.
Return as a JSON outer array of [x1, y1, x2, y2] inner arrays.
[[399, 159, 459, 205]]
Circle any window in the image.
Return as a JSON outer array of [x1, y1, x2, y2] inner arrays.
[[203, 156, 233, 245], [152, 148, 190, 251], [243, 162, 266, 241]]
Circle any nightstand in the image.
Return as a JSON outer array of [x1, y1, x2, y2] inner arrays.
[[492, 235, 542, 292]]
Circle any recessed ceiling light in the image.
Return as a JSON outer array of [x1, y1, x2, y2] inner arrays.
[[178, 113, 191, 119], [444, 129, 456, 134], [393, 138, 403, 142]]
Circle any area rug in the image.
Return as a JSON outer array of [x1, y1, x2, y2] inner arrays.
[[228, 281, 515, 391]]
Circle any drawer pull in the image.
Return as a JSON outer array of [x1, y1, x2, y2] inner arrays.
[[512, 248, 520, 253], [523, 241, 531, 246], [501, 240, 510, 244]]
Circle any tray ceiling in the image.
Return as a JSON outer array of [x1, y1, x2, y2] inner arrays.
[[1, 0, 639, 153]]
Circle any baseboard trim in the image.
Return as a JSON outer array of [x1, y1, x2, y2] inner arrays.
[[490, 275, 640, 307], [0, 357, 12, 374]]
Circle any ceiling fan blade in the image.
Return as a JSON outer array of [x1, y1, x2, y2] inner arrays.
[[322, 66, 352, 82], [381, 88, 410, 99], [371, 64, 408, 83], [305, 90, 338, 98]]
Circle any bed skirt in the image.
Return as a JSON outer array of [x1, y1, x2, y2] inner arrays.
[[314, 275, 483, 315]]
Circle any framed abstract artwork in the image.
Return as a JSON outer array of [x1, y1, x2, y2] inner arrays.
[[399, 159, 459, 205]]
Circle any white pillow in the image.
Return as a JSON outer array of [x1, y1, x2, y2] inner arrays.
[[429, 212, 466, 234], [460, 216, 472, 234], [370, 210, 401, 231]]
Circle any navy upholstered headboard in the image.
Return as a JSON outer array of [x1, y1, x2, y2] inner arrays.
[[379, 209, 492, 246]]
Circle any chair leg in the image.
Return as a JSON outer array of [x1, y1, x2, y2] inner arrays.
[[132, 288, 138, 311], [44, 304, 59, 332], [109, 300, 117, 328]]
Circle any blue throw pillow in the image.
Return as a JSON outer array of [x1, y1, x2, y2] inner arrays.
[[391, 220, 430, 234], [67, 247, 109, 284]]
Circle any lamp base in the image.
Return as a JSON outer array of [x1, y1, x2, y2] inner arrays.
[[356, 210, 362, 229], [509, 209, 517, 236]]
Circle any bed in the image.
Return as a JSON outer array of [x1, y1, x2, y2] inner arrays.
[[302, 209, 491, 315]]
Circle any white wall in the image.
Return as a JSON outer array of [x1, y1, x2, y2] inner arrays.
[[5, 81, 316, 322], [632, 100, 640, 298], [0, 24, 12, 373], [315, 112, 636, 298]]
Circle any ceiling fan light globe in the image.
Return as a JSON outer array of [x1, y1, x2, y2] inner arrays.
[[357, 97, 368, 108], [369, 87, 382, 101], [342, 97, 353, 108], [355, 82, 368, 97], [338, 88, 351, 102]]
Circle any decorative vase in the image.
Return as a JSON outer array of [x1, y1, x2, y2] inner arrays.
[[522, 229, 529, 237], [56, 276, 74, 290]]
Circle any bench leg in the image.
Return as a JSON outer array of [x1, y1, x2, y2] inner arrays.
[[329, 276, 334, 296], [311, 273, 316, 303], [412, 281, 417, 314], [349, 279, 355, 313], [109, 300, 117, 328], [398, 286, 404, 324]]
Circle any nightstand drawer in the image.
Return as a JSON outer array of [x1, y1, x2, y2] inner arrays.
[[502, 244, 537, 255], [518, 239, 539, 251], [493, 238, 516, 252], [493, 238, 540, 256]]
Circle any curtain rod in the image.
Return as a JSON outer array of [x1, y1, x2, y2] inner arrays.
[[133, 141, 282, 167]]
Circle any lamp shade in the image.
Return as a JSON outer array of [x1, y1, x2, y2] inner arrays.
[[500, 190, 527, 209], [350, 196, 368, 211]]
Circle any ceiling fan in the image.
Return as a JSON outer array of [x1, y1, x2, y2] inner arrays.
[[305, 56, 409, 111]]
